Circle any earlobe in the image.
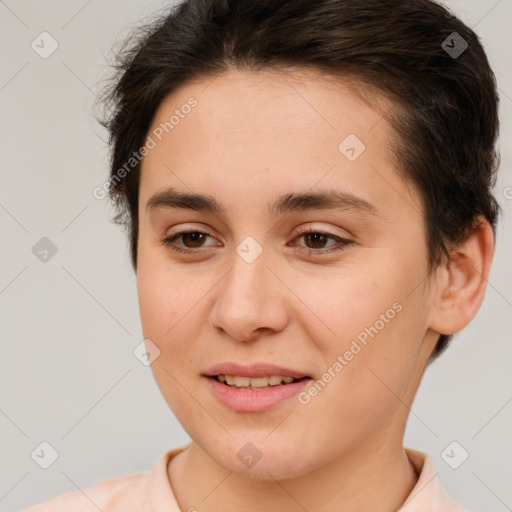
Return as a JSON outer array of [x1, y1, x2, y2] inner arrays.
[[428, 217, 495, 335]]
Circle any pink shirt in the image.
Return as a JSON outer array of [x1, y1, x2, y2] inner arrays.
[[23, 446, 469, 511]]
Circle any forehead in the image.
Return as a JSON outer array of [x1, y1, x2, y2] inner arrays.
[[149, 67, 389, 145], [139, 67, 421, 220]]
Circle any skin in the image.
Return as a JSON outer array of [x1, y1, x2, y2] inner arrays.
[[136, 67, 494, 512]]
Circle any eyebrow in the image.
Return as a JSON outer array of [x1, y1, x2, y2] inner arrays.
[[146, 187, 381, 218]]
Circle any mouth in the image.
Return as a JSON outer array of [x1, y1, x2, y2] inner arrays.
[[203, 363, 312, 412], [211, 374, 309, 390]]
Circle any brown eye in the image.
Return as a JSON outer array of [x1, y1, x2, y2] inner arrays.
[[303, 232, 330, 249], [162, 230, 219, 253], [180, 232, 208, 248], [290, 229, 353, 255]]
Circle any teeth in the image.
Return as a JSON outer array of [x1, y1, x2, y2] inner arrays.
[[234, 376, 250, 386], [216, 375, 298, 388], [269, 375, 283, 385], [249, 377, 269, 387]]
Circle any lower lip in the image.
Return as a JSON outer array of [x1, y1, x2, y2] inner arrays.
[[205, 376, 311, 412]]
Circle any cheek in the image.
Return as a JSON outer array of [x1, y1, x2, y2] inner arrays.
[[290, 265, 407, 350], [136, 251, 196, 368], [291, 255, 430, 403], [136, 256, 203, 415], [293, 309, 424, 450], [137, 244, 192, 334]]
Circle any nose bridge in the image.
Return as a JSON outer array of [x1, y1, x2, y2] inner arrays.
[[209, 239, 288, 340]]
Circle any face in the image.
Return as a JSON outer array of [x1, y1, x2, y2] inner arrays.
[[137, 67, 439, 479]]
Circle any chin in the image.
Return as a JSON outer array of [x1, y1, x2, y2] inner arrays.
[[202, 434, 319, 481]]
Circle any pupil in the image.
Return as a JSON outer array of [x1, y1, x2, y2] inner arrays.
[[184, 232, 205, 247], [306, 233, 327, 248]]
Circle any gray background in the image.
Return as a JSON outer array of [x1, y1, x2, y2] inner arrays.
[[1, 1, 510, 511]]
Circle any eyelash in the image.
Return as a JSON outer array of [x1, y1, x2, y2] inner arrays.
[[161, 227, 353, 256]]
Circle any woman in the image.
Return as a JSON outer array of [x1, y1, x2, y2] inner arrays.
[[25, 0, 501, 510]]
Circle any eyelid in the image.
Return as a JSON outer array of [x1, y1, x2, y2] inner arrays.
[[161, 225, 220, 253], [287, 225, 353, 253], [293, 223, 352, 239], [163, 223, 351, 242], [161, 222, 354, 255], [164, 223, 218, 239]]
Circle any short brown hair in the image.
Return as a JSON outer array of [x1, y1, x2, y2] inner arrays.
[[99, 0, 500, 359]]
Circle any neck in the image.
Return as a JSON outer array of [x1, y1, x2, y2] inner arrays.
[[168, 433, 419, 512]]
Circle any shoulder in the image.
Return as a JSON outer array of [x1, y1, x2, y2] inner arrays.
[[21, 447, 188, 512], [22, 469, 152, 512]]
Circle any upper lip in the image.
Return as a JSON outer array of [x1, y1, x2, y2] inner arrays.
[[204, 362, 310, 379]]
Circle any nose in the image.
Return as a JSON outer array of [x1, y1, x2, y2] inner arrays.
[[209, 246, 290, 342]]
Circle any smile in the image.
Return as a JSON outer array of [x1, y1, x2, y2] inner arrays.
[[215, 374, 302, 389]]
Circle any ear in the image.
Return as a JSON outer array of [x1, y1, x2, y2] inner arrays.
[[428, 216, 495, 335]]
